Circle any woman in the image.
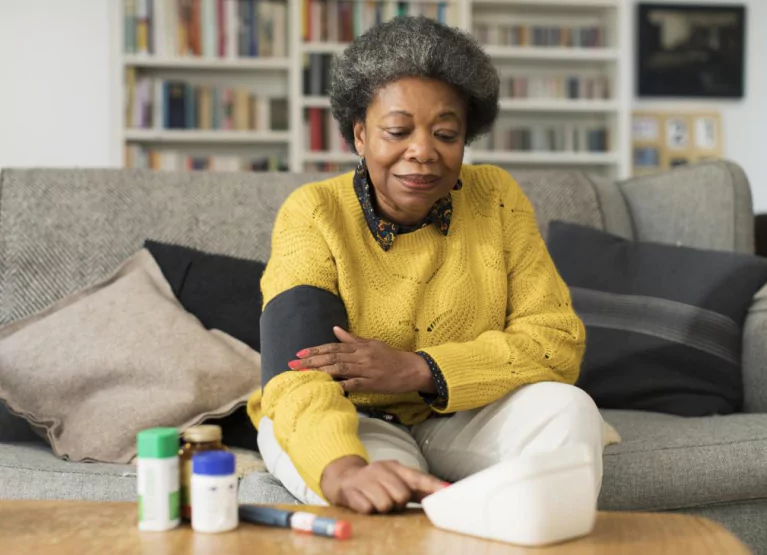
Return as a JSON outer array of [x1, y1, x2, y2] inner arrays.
[[247, 16, 604, 514]]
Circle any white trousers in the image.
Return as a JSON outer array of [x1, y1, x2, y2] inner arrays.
[[257, 382, 605, 505]]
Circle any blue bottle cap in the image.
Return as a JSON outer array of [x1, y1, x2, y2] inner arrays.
[[192, 450, 235, 476]]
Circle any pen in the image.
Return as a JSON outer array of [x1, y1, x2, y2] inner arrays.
[[238, 505, 353, 540]]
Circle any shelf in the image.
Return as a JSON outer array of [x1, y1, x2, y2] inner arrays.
[[302, 96, 331, 108], [473, 0, 619, 7], [470, 151, 618, 165], [303, 152, 358, 163], [483, 46, 619, 62], [498, 99, 619, 113], [123, 55, 291, 70], [301, 42, 348, 54], [124, 130, 291, 144]]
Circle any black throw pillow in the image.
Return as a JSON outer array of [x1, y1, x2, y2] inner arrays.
[[144, 240, 266, 351], [547, 221, 767, 417], [144, 240, 266, 451]]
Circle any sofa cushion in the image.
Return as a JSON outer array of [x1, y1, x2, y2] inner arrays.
[[0, 406, 38, 443], [0, 442, 298, 505], [600, 409, 767, 511], [0, 249, 261, 463], [548, 221, 767, 416], [144, 240, 266, 352]]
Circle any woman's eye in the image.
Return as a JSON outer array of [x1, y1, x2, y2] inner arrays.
[[386, 130, 409, 138], [437, 133, 458, 142]]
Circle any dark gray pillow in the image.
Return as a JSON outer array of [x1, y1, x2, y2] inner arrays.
[[547, 221, 767, 416]]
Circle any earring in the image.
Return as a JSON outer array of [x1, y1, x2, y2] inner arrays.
[[453, 178, 463, 191]]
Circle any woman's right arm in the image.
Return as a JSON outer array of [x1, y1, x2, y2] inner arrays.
[[257, 190, 369, 499]]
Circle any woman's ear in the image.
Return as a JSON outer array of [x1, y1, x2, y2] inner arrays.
[[353, 121, 365, 157]]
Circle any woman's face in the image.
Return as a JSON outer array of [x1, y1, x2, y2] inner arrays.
[[353, 77, 467, 227]]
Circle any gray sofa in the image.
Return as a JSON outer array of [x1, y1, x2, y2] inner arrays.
[[1, 161, 766, 552]]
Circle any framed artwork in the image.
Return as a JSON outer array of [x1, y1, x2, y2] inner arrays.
[[637, 3, 746, 98], [632, 111, 723, 176]]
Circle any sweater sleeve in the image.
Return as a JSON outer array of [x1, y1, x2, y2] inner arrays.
[[417, 174, 586, 414], [255, 189, 368, 498]]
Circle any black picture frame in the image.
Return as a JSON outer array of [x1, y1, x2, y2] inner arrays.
[[637, 3, 746, 98]]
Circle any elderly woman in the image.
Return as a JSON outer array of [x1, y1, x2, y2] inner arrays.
[[247, 16, 603, 514]]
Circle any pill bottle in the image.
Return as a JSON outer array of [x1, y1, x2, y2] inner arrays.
[[179, 425, 227, 521], [137, 427, 180, 531], [191, 450, 239, 533]]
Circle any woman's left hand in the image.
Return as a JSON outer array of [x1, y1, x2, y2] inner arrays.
[[289, 327, 436, 395]]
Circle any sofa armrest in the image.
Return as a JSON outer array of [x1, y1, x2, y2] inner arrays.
[[743, 284, 767, 413], [617, 160, 754, 254]]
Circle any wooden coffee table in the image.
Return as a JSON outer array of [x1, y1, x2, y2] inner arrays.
[[0, 500, 750, 554]]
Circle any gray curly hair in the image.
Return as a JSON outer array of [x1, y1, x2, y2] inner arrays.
[[329, 16, 500, 152]]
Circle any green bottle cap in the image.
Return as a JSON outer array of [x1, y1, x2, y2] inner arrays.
[[137, 428, 179, 459]]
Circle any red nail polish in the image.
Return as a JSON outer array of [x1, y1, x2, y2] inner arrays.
[[296, 350, 310, 358], [441, 482, 451, 487], [288, 360, 301, 370]]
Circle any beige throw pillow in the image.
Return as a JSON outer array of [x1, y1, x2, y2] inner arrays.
[[0, 249, 261, 463]]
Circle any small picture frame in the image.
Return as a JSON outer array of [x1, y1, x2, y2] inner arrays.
[[666, 118, 690, 150], [695, 116, 719, 150], [634, 147, 661, 168]]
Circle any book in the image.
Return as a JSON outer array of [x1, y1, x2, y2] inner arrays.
[[259, 1, 272, 57], [178, 0, 190, 55], [308, 108, 324, 150], [202, 0, 217, 57], [124, 0, 137, 54], [226, 0, 239, 58], [233, 88, 251, 130], [136, 0, 150, 54], [125, 68, 137, 127]]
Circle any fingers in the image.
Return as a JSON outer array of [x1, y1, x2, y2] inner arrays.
[[376, 468, 412, 511], [289, 352, 355, 371], [341, 488, 374, 515], [295, 343, 355, 359], [390, 464, 447, 501], [340, 378, 365, 392], [333, 326, 365, 343], [359, 481, 397, 514]]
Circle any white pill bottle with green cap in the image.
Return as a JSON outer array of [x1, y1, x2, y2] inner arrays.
[[137, 427, 181, 531]]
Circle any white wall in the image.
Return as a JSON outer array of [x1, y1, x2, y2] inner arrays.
[[1, 0, 766, 210], [631, 0, 767, 211], [0, 0, 117, 169]]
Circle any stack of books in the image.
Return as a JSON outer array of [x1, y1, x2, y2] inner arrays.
[[126, 71, 289, 131], [474, 23, 605, 48], [124, 0, 288, 58], [303, 0, 453, 42], [125, 145, 288, 171], [304, 108, 350, 152], [504, 75, 611, 100], [476, 124, 609, 153]]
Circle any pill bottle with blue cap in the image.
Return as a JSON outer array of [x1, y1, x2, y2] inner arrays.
[[191, 450, 238, 533]]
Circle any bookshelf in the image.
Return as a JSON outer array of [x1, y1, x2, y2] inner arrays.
[[113, 0, 630, 178]]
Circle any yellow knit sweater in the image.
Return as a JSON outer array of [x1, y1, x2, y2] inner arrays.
[[247, 164, 585, 498]]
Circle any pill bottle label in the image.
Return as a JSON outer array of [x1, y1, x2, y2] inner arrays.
[[137, 457, 180, 531]]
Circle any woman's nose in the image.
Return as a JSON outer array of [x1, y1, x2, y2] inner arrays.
[[406, 130, 438, 164]]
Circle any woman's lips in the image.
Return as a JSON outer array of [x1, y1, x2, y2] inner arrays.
[[396, 174, 440, 190]]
